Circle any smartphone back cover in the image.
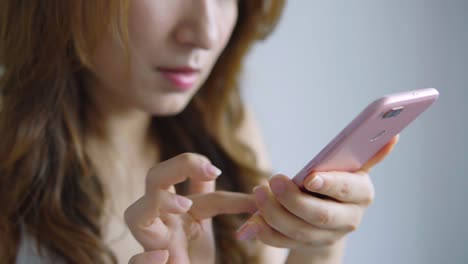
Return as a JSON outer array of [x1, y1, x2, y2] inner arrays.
[[293, 88, 439, 186]]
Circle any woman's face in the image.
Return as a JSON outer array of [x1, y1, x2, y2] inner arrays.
[[89, 0, 239, 115]]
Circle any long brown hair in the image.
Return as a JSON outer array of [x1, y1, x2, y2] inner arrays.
[[0, 1, 285, 263]]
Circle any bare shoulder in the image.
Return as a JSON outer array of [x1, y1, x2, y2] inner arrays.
[[236, 106, 272, 172]]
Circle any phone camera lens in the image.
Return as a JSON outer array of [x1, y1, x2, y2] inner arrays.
[[383, 107, 404, 119]]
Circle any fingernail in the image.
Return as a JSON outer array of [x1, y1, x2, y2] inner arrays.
[[236, 222, 261, 241], [176, 195, 193, 210], [270, 177, 285, 195], [254, 186, 267, 205], [204, 163, 222, 177], [307, 175, 324, 190]]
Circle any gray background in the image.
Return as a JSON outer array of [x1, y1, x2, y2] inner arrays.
[[242, 1, 468, 263]]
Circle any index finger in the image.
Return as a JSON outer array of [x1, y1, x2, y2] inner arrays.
[[188, 191, 257, 220], [145, 153, 222, 193], [360, 135, 399, 173], [125, 153, 221, 231]]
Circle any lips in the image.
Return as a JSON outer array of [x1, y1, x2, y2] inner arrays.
[[157, 66, 201, 91]]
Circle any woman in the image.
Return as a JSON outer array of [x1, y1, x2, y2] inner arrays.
[[0, 1, 398, 263]]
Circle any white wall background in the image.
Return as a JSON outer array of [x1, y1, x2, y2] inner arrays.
[[242, 1, 468, 263]]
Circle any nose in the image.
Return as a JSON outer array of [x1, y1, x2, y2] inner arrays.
[[174, 1, 219, 50]]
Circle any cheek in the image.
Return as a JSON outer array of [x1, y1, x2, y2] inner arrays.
[[89, 33, 128, 92], [127, 1, 175, 62], [88, 3, 168, 101], [217, 6, 239, 50], [88, 32, 155, 112]]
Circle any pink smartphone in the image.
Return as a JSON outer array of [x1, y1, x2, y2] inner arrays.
[[292, 88, 439, 188]]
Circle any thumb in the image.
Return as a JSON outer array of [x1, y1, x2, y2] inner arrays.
[[188, 191, 257, 220]]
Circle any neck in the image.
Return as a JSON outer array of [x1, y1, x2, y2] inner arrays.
[[83, 84, 158, 170]]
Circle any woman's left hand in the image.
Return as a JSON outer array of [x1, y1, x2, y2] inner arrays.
[[236, 135, 399, 253]]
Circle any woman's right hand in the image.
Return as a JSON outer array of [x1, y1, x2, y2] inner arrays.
[[125, 153, 256, 264]]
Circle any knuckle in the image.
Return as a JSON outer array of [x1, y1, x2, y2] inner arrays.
[[362, 194, 374, 206], [315, 206, 332, 226], [337, 181, 352, 200], [362, 185, 375, 205], [289, 230, 305, 242], [321, 238, 336, 247], [344, 221, 359, 232], [178, 152, 197, 163], [342, 206, 362, 232], [177, 153, 211, 176], [177, 152, 207, 167]]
